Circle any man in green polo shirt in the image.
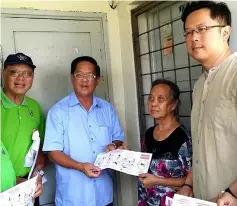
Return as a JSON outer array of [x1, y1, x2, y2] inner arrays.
[[1, 52, 46, 205], [1, 140, 43, 200]]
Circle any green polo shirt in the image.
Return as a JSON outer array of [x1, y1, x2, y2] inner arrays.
[[1, 90, 45, 177], [0, 141, 16, 192]]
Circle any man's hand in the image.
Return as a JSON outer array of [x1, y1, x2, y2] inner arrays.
[[106, 143, 116, 152], [16, 177, 26, 184], [117, 143, 129, 150], [177, 185, 193, 197], [139, 173, 158, 189], [106, 143, 129, 152], [217, 192, 237, 206], [81, 163, 101, 178], [33, 175, 43, 198]]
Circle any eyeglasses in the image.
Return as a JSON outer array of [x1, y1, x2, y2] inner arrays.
[[7, 69, 34, 78], [184, 25, 226, 38], [73, 72, 96, 80]]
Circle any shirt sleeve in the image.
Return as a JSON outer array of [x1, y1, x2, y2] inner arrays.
[[43, 104, 64, 152], [38, 105, 45, 142], [178, 135, 192, 175], [110, 104, 125, 142]]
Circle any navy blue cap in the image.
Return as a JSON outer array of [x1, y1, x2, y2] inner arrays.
[[4, 52, 36, 69]]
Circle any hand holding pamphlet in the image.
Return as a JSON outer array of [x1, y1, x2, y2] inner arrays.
[[94, 149, 152, 176]]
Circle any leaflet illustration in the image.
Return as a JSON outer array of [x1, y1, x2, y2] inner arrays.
[[171, 194, 217, 206], [0, 176, 37, 206], [94, 149, 152, 176]]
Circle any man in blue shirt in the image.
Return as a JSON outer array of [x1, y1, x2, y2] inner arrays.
[[43, 56, 125, 206]]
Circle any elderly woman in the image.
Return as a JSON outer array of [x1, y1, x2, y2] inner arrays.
[[138, 79, 192, 206]]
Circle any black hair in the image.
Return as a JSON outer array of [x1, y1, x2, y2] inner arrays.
[[71, 56, 100, 77], [151, 79, 180, 115], [181, 1, 231, 30]]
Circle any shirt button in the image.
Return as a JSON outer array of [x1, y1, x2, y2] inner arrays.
[[198, 140, 200, 144], [19, 117, 22, 119], [196, 160, 199, 164], [91, 138, 93, 140], [18, 106, 21, 108], [89, 125, 91, 128], [93, 151, 95, 154]]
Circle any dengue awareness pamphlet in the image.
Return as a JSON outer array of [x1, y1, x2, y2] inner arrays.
[[0, 176, 38, 206], [165, 194, 217, 206], [94, 149, 152, 176]]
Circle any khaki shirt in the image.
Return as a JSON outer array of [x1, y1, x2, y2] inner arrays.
[[191, 52, 237, 200]]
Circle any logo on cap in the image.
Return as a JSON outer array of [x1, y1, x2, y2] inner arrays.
[[17, 54, 28, 61]]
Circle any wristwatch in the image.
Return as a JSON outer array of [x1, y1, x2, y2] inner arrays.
[[34, 169, 44, 177]]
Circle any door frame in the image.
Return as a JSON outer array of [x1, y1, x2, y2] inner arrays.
[[1, 7, 119, 206]]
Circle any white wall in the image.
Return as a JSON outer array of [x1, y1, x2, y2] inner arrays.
[[226, 1, 237, 51]]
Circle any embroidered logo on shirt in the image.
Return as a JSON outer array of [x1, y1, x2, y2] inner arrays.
[[29, 110, 33, 116]]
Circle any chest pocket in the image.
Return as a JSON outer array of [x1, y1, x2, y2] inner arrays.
[[212, 100, 234, 131], [96, 125, 111, 147]]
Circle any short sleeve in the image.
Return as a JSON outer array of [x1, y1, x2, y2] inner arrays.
[[43, 104, 64, 152], [177, 134, 192, 174], [110, 104, 125, 142], [38, 105, 45, 142]]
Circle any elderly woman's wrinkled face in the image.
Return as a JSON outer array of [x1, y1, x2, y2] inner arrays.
[[147, 84, 177, 119]]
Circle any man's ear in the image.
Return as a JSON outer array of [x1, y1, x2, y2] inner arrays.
[[222, 25, 232, 42], [96, 77, 100, 86]]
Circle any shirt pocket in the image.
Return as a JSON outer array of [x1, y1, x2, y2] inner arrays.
[[213, 99, 233, 131], [97, 125, 112, 147]]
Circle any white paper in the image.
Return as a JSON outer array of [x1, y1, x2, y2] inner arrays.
[[171, 194, 217, 206], [24, 130, 40, 180], [24, 130, 40, 168], [0, 176, 37, 206], [166, 196, 173, 206], [94, 149, 152, 176]]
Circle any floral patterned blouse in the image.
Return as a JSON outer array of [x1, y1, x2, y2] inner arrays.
[[138, 125, 192, 206]]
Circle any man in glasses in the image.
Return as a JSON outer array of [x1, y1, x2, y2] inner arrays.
[[43, 56, 125, 206], [178, 0, 237, 202], [1, 52, 46, 205]]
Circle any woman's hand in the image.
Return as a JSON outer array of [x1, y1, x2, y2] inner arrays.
[[177, 185, 193, 197], [33, 175, 43, 198], [139, 173, 158, 189]]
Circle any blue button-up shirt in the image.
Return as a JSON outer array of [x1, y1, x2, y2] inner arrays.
[[43, 92, 124, 206]]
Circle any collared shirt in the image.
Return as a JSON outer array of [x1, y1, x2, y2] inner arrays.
[[0, 141, 16, 192], [1, 90, 45, 177], [43, 92, 124, 206], [191, 52, 237, 200]]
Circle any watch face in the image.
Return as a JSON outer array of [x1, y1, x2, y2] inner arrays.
[[39, 170, 44, 176]]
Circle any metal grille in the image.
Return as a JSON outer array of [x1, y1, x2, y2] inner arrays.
[[131, 1, 202, 137]]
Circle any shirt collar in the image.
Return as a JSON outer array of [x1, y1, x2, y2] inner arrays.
[[69, 92, 101, 108], [1, 88, 27, 109], [204, 52, 237, 79]]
